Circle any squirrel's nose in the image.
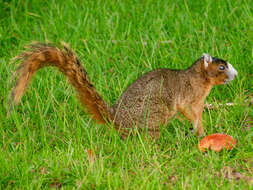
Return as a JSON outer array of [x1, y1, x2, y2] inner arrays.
[[233, 70, 238, 79], [227, 63, 238, 79], [234, 70, 238, 77]]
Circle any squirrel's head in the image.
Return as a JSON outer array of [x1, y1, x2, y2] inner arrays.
[[201, 53, 238, 85]]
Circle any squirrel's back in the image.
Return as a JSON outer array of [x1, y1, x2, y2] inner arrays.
[[112, 68, 195, 130]]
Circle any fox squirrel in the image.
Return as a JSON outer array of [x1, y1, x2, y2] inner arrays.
[[10, 43, 238, 138]]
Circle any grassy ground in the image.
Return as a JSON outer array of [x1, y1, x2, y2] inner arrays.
[[0, 0, 252, 189]]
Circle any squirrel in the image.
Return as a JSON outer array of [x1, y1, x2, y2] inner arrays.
[[10, 42, 238, 138]]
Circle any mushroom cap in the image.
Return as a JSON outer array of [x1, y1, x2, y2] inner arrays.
[[198, 133, 236, 152]]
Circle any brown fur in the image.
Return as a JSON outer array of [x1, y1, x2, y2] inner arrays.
[[10, 43, 235, 138], [11, 43, 113, 124]]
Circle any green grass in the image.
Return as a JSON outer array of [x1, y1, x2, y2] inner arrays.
[[0, 0, 252, 189]]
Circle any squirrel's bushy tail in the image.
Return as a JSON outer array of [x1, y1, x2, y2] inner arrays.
[[11, 42, 113, 124]]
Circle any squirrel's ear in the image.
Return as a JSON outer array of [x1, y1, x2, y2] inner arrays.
[[202, 53, 212, 69]]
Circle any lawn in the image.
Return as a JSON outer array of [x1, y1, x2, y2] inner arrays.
[[0, 0, 252, 189]]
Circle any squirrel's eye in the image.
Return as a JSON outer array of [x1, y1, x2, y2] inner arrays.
[[218, 65, 225, 71]]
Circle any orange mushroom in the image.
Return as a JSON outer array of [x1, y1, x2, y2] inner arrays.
[[198, 134, 236, 152]]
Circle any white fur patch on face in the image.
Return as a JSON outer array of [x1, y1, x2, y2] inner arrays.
[[202, 53, 212, 69], [225, 63, 238, 83]]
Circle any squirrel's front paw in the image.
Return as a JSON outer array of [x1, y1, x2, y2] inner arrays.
[[196, 128, 205, 137]]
